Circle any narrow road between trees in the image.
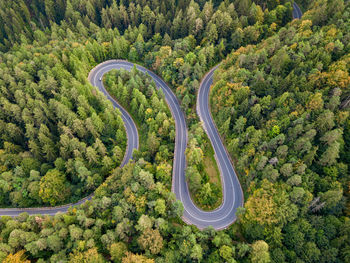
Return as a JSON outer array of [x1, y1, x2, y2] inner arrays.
[[0, 61, 140, 217], [88, 61, 243, 229], [0, 6, 302, 229], [195, 65, 244, 229], [0, 60, 242, 229]]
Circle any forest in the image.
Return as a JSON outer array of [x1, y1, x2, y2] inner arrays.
[[0, 0, 349, 262]]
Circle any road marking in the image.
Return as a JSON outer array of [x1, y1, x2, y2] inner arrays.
[[0, 60, 242, 227], [104, 62, 241, 225]]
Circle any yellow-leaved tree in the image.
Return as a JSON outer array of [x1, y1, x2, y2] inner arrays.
[[3, 250, 30, 263]]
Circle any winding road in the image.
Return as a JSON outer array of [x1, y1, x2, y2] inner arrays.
[[0, 5, 303, 230], [89, 61, 243, 229], [0, 60, 243, 229]]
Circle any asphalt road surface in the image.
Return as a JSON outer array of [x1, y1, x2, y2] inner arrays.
[[0, 60, 242, 229], [0, 61, 140, 217], [89, 61, 243, 229], [293, 2, 303, 19], [194, 65, 244, 229], [0, 4, 302, 228], [88, 61, 139, 167]]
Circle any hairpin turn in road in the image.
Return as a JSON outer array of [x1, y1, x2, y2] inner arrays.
[[0, 5, 302, 229]]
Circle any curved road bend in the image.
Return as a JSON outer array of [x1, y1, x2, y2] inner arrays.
[[0, 3, 302, 226], [194, 65, 244, 229], [89, 61, 243, 229], [88, 61, 139, 167], [0, 60, 242, 229], [0, 61, 139, 217]]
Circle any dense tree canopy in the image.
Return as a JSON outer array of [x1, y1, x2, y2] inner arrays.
[[210, 1, 350, 261], [0, 33, 127, 207], [0, 0, 349, 262]]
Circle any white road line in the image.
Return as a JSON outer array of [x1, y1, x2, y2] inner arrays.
[[0, 60, 242, 227]]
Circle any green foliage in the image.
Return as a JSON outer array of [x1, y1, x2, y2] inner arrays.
[[0, 32, 127, 206], [39, 169, 70, 206], [104, 68, 175, 190], [110, 242, 127, 263], [185, 123, 222, 209], [0, 0, 348, 262], [251, 240, 271, 263], [211, 2, 350, 261]]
